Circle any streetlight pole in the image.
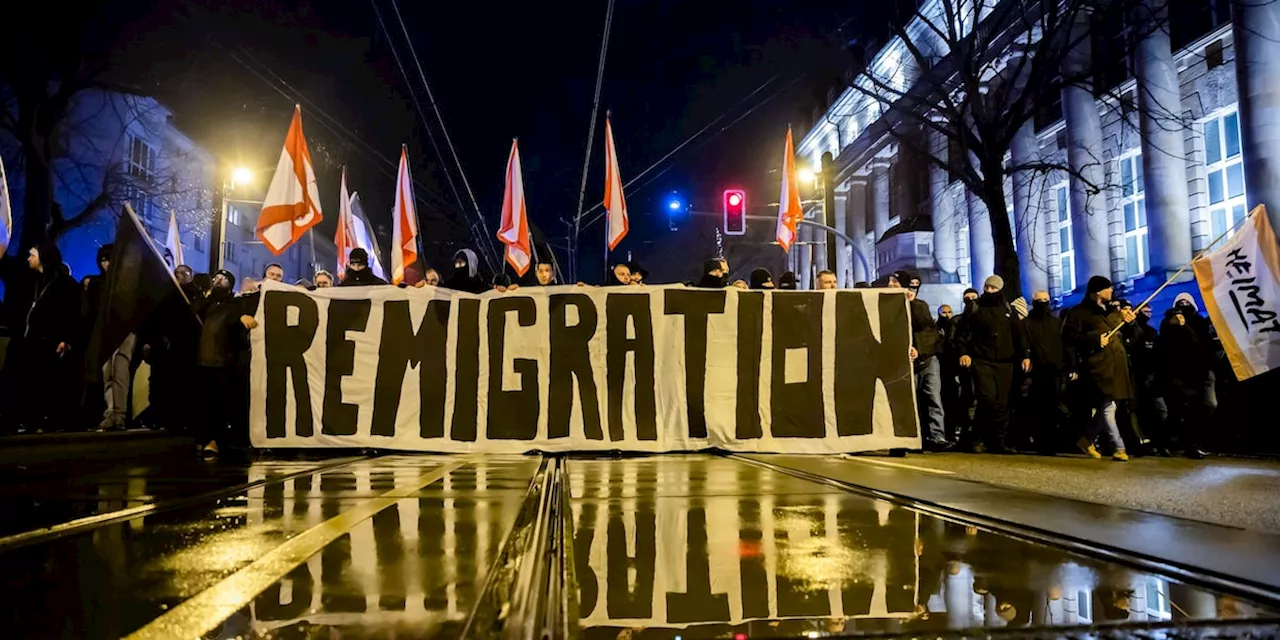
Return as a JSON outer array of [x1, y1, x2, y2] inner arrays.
[[210, 179, 229, 274], [820, 151, 838, 275]]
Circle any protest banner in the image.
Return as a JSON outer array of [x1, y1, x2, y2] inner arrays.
[[249, 281, 920, 453]]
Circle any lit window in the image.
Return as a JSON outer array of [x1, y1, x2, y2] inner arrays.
[[227, 204, 242, 227], [1204, 109, 1247, 239], [126, 135, 157, 182], [1118, 152, 1148, 278], [1054, 183, 1075, 292]]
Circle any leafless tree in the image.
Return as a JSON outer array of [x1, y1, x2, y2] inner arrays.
[[837, 0, 1191, 296]]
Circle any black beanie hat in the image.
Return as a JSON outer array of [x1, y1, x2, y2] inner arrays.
[[1087, 275, 1113, 295], [96, 244, 114, 263]]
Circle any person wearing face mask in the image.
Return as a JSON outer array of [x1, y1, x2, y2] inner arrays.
[[894, 271, 950, 451], [192, 270, 245, 456], [748, 268, 775, 290], [696, 260, 728, 288], [776, 272, 797, 290], [1022, 291, 1071, 455], [1118, 299, 1164, 455], [950, 288, 980, 445], [1062, 276, 1139, 461], [956, 276, 1031, 454], [444, 249, 485, 293]]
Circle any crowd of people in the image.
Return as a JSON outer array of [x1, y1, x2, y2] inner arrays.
[[0, 235, 1223, 461]]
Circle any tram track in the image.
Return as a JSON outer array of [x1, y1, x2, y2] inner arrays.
[[0, 453, 380, 551], [730, 453, 1280, 611]]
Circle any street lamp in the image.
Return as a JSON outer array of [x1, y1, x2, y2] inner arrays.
[[797, 166, 816, 189], [211, 166, 255, 274]]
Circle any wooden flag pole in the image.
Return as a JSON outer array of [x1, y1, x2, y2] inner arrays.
[[1103, 207, 1258, 340]]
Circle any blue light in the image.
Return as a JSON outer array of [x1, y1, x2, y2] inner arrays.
[[668, 199, 682, 211]]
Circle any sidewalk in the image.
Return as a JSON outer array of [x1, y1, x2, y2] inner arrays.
[[0, 429, 194, 471]]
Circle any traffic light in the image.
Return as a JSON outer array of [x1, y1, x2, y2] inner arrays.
[[723, 189, 746, 235], [666, 190, 688, 231]]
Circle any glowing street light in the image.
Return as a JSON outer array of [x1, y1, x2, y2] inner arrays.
[[230, 166, 254, 190], [668, 198, 683, 211], [796, 166, 816, 188]]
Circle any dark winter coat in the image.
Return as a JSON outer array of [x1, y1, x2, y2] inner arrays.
[[22, 267, 81, 347], [1024, 306, 1068, 372], [338, 267, 388, 287], [908, 297, 940, 369], [1158, 310, 1214, 385], [1062, 300, 1134, 402], [1120, 316, 1159, 374], [195, 289, 249, 368], [956, 292, 1030, 364]]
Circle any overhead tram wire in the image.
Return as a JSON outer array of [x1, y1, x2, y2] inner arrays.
[[570, 0, 616, 283], [576, 73, 801, 231], [386, 0, 501, 274], [369, 0, 476, 260], [221, 46, 474, 230]]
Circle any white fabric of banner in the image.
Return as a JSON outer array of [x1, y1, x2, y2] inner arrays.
[[250, 280, 921, 453]]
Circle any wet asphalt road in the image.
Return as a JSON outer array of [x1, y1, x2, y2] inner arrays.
[[1, 453, 1278, 639]]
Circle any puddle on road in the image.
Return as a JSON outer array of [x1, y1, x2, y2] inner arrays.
[[568, 456, 1278, 638]]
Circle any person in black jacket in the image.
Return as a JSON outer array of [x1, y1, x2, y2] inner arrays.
[[193, 270, 249, 455], [1158, 307, 1212, 459], [1023, 290, 1071, 454], [337, 248, 388, 287], [956, 275, 1031, 453], [895, 271, 950, 450], [9, 243, 82, 432], [1061, 275, 1138, 461], [1119, 300, 1165, 454], [444, 249, 486, 293]]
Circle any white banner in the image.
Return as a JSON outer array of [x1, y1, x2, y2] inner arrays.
[[1193, 205, 1280, 381], [249, 281, 921, 453]]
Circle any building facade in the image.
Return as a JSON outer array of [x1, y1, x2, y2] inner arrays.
[[0, 87, 218, 280], [795, 0, 1280, 307]]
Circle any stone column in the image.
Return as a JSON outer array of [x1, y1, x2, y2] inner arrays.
[[930, 129, 961, 282], [965, 187, 995, 284], [1232, 0, 1280, 235], [1010, 121, 1050, 296], [833, 188, 851, 285], [813, 211, 829, 275], [848, 177, 870, 283], [871, 159, 892, 241], [1062, 9, 1112, 286], [1135, 0, 1192, 277]]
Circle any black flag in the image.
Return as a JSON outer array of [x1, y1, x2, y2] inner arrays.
[[85, 203, 190, 381]]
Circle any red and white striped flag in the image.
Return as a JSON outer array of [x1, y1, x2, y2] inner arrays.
[[257, 105, 323, 254], [776, 126, 802, 252], [334, 167, 358, 279], [603, 116, 628, 250], [496, 139, 532, 276], [391, 147, 419, 285]]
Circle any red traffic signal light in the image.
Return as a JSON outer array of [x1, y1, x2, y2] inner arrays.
[[723, 189, 746, 236]]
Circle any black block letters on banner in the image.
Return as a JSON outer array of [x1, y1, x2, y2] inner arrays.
[[663, 290, 726, 438], [548, 294, 602, 440], [487, 296, 540, 440], [322, 299, 371, 436], [263, 291, 319, 438], [251, 283, 921, 452], [606, 294, 657, 441], [770, 293, 825, 438], [835, 292, 918, 438], [370, 299, 451, 438]]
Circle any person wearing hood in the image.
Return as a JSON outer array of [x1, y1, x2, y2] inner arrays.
[[9, 243, 82, 432], [777, 272, 797, 290], [627, 262, 648, 285], [193, 269, 250, 455], [1158, 305, 1212, 459], [338, 248, 388, 287], [956, 275, 1031, 453], [1062, 276, 1138, 461], [1022, 290, 1071, 454], [606, 262, 633, 286], [895, 270, 950, 450], [695, 260, 728, 288], [749, 268, 774, 290], [444, 248, 486, 293], [1172, 291, 1222, 412]]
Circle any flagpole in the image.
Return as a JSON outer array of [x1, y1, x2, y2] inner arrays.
[[1103, 210, 1254, 339]]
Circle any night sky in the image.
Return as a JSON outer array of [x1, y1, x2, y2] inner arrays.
[[97, 0, 912, 283]]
